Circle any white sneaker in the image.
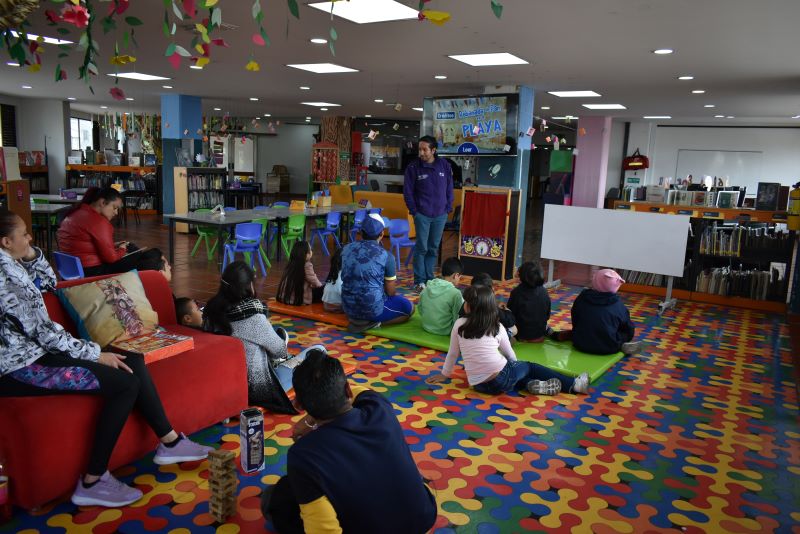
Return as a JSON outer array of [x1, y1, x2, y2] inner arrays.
[[414, 283, 426, 294], [526, 378, 561, 395], [571, 372, 590, 394]]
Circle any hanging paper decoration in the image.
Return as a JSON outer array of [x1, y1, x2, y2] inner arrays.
[[110, 54, 136, 66], [110, 87, 126, 100], [367, 129, 378, 141], [245, 58, 260, 71], [287, 0, 300, 19], [421, 10, 451, 25], [490, 0, 503, 19], [578, 127, 587, 136], [61, 4, 90, 28], [392, 123, 400, 131], [328, 25, 337, 56]]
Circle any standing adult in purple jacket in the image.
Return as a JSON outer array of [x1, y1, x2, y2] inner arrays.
[[403, 135, 454, 292]]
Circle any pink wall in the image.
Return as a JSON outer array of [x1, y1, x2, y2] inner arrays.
[[572, 116, 612, 208]]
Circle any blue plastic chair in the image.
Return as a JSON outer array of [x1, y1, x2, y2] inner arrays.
[[349, 209, 367, 241], [388, 219, 415, 268], [53, 252, 85, 280], [272, 202, 290, 208], [254, 205, 268, 210], [224, 207, 237, 212], [310, 212, 342, 256], [222, 223, 268, 276]]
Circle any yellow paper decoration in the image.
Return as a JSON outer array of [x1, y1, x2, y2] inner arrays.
[[422, 10, 451, 25], [205, 0, 219, 6], [110, 55, 136, 66], [27, 63, 41, 73], [245, 59, 260, 71], [196, 57, 210, 68]]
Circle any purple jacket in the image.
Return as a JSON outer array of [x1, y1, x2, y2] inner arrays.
[[403, 157, 454, 217]]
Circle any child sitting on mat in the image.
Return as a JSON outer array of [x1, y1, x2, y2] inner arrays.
[[552, 269, 643, 356], [427, 285, 589, 396], [277, 240, 324, 306], [418, 257, 464, 335], [464, 272, 517, 339], [175, 297, 203, 328], [322, 247, 343, 312], [204, 261, 327, 413], [507, 261, 551, 342]]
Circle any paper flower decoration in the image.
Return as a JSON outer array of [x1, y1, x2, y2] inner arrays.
[[110, 87, 126, 100], [245, 59, 260, 72], [45, 10, 62, 24], [578, 127, 587, 136], [110, 55, 137, 66], [60, 4, 89, 28]]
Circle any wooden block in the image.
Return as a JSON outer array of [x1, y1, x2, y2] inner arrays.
[[208, 449, 236, 463]]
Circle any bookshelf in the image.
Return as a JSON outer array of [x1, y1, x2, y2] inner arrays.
[[612, 200, 795, 312], [65, 165, 161, 213], [173, 167, 228, 233], [19, 165, 48, 193]]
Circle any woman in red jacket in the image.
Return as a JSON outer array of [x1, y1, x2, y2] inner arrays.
[[57, 187, 145, 276]]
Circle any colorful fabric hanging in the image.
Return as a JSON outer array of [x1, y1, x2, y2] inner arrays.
[[461, 190, 507, 238]]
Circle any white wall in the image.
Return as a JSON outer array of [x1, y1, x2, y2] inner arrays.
[[15, 98, 69, 192], [255, 124, 317, 194], [648, 126, 800, 190], [605, 121, 625, 194]]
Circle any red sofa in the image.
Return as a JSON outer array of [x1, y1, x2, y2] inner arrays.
[[0, 271, 248, 510]]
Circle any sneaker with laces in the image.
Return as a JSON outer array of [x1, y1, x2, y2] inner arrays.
[[274, 327, 289, 348], [621, 340, 644, 355], [71, 471, 142, 507], [571, 372, 590, 394], [414, 283, 426, 294], [153, 433, 214, 465], [526, 378, 562, 395]]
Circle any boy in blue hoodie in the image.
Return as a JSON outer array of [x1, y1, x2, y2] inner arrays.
[[418, 257, 463, 335]]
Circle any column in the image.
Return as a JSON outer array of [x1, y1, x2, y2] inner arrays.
[[572, 116, 612, 208], [161, 94, 202, 217]]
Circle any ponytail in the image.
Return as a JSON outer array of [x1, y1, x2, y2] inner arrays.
[[65, 186, 122, 217]]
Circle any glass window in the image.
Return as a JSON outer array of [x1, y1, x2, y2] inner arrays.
[[70, 117, 94, 151]]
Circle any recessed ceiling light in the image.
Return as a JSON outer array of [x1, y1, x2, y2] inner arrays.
[[189, 65, 203, 70], [551, 116, 579, 120], [704, 104, 715, 108], [250, 97, 259, 101], [107, 72, 171, 81], [320, 108, 328, 111], [541, 106, 550, 110], [67, 97, 76, 101], [287, 63, 358, 74], [548, 90, 601, 98], [412, 108, 423, 112], [302, 102, 341, 107], [364, 114, 372, 118], [448, 52, 528, 67], [21, 85, 32, 89], [582, 103, 626, 110], [692, 90, 705, 94], [714, 115, 725, 118], [652, 48, 674, 55], [308, 0, 418, 24], [677, 76, 694, 80], [299, 86, 311, 90], [254, 116, 260, 120], [6, 61, 20, 67], [434, 75, 447, 80], [162, 85, 173, 89], [726, 116, 735, 119], [9, 31, 72, 45], [792, 115, 800, 119], [310, 38, 327, 44], [100, 106, 108, 110], [125, 97, 134, 101], [214, 107, 221, 111], [374, 98, 383, 103], [643, 115, 672, 119], [264, 113, 271, 117]]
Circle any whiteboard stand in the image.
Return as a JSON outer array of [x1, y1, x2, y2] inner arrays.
[[658, 276, 677, 315], [544, 259, 561, 289]]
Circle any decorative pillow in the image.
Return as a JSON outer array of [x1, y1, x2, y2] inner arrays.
[[56, 271, 159, 348]]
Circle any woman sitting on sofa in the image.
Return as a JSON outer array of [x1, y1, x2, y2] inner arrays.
[[203, 261, 327, 413], [57, 187, 146, 277], [0, 210, 212, 508]]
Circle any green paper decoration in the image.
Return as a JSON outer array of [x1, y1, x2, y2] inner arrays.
[[287, 0, 299, 18], [491, 0, 503, 18]]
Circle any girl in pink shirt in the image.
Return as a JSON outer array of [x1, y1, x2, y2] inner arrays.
[[427, 285, 589, 396], [277, 241, 324, 306]]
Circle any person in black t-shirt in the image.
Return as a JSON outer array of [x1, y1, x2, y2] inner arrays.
[[507, 261, 552, 341]]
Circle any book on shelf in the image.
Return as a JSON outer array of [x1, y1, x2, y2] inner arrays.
[[109, 329, 194, 364]]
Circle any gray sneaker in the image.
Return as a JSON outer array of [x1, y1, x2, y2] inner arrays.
[[526, 378, 562, 395], [571, 372, 590, 394], [274, 327, 289, 348], [71, 471, 142, 507], [153, 433, 214, 465], [621, 340, 644, 355], [414, 283, 426, 294]]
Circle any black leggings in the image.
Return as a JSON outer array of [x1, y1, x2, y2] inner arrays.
[[261, 476, 304, 534], [83, 248, 144, 277], [0, 353, 173, 476]]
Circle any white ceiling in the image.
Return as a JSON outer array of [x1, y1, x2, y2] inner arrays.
[[2, 0, 800, 125]]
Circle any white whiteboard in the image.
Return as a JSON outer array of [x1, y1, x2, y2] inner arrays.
[[541, 205, 689, 277], [675, 149, 762, 192]]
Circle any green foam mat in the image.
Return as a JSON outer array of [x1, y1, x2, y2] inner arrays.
[[367, 313, 624, 382]]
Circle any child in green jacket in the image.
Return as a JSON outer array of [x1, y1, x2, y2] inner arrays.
[[418, 257, 464, 335]]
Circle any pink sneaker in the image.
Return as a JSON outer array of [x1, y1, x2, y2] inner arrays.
[[153, 433, 214, 465], [71, 471, 142, 507]]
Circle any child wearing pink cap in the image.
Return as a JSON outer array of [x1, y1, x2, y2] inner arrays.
[[552, 269, 642, 355]]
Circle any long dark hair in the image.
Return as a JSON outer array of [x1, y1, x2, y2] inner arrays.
[[276, 240, 311, 305], [326, 247, 343, 284], [459, 285, 500, 339], [518, 261, 544, 287], [65, 186, 122, 217], [203, 261, 255, 335], [0, 209, 21, 239]]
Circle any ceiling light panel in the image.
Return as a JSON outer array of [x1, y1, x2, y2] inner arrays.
[[582, 104, 626, 110], [287, 63, 358, 74], [448, 53, 528, 66], [302, 102, 341, 107], [548, 91, 601, 98], [108, 73, 171, 81], [308, 0, 418, 24]]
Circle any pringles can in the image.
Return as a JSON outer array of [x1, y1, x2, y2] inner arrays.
[[239, 408, 265, 473]]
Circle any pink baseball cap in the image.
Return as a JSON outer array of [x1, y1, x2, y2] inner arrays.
[[592, 269, 625, 294]]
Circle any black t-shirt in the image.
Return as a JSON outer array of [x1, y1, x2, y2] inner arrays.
[[287, 389, 437, 533], [507, 283, 551, 340]]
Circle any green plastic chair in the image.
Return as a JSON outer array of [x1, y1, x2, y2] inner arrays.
[[280, 214, 306, 258], [190, 208, 220, 261], [250, 217, 272, 269]]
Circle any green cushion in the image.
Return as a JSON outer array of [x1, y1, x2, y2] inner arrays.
[[367, 312, 623, 382]]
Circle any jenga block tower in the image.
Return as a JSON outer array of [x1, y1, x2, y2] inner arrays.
[[208, 449, 238, 522]]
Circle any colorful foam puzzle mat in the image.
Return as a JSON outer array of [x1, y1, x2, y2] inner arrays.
[[268, 300, 623, 381], [3, 283, 798, 533]]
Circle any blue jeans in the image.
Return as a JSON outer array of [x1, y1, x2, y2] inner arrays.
[[273, 344, 326, 392], [473, 360, 575, 395], [413, 213, 448, 285]]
